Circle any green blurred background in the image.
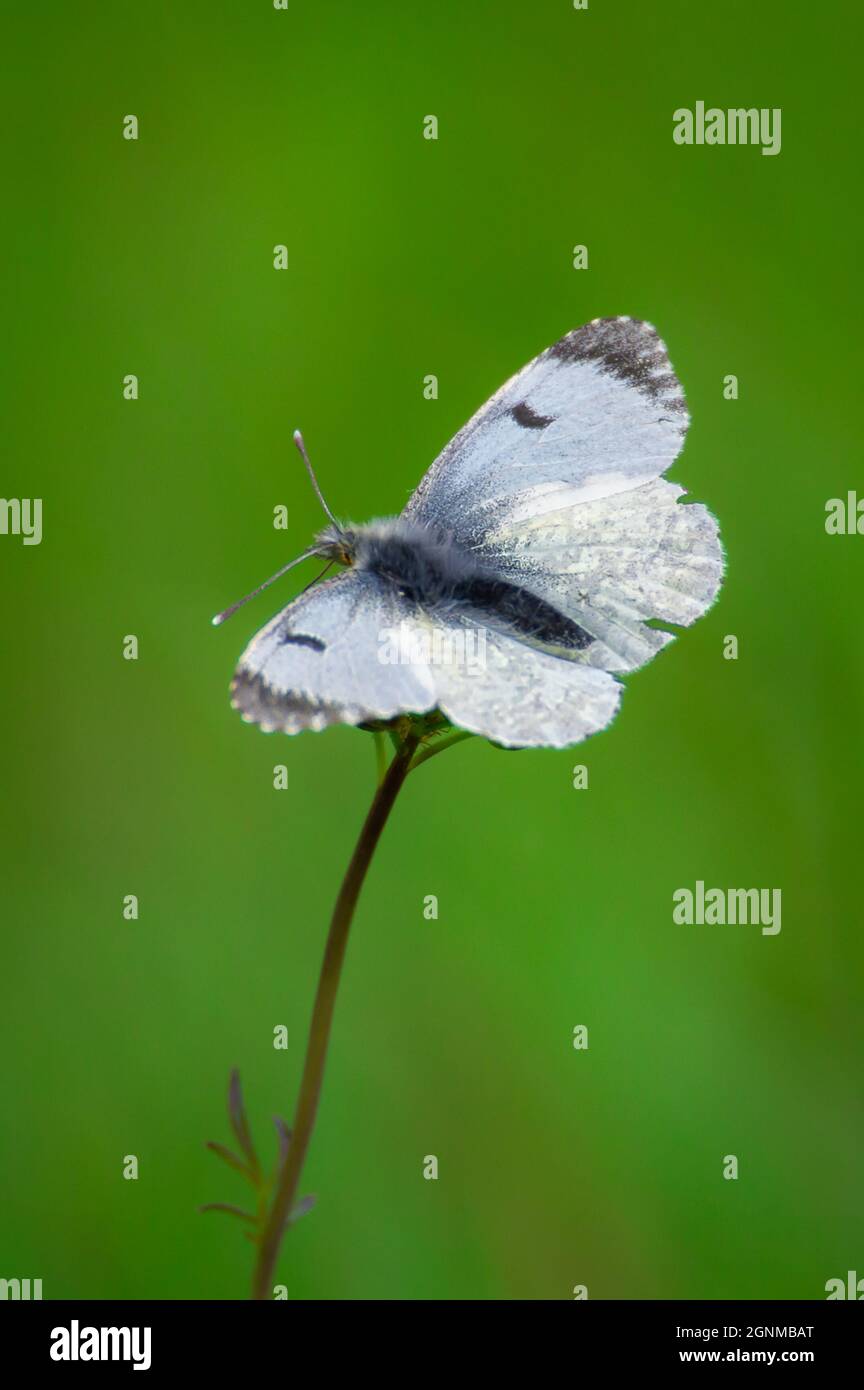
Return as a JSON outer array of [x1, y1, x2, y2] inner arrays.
[[1, 0, 860, 1300]]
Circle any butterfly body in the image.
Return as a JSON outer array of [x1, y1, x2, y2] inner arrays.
[[315, 517, 593, 653]]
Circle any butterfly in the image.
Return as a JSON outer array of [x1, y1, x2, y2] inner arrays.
[[214, 317, 723, 748]]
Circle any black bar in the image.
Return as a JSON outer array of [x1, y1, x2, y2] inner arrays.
[[1, 1298, 860, 1374]]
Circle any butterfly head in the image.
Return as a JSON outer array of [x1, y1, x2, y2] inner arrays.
[[315, 522, 357, 567]]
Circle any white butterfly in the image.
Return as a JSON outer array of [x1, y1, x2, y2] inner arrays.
[[216, 317, 723, 748]]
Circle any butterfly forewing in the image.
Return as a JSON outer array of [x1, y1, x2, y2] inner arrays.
[[231, 571, 436, 733], [403, 317, 690, 542]]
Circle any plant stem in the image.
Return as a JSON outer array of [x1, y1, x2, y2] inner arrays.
[[410, 729, 474, 769], [251, 731, 420, 1300]]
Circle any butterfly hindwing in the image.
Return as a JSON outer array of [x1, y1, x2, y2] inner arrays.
[[478, 476, 723, 673], [423, 609, 623, 748]]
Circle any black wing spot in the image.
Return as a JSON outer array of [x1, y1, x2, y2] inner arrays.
[[510, 401, 554, 430], [280, 632, 326, 652]]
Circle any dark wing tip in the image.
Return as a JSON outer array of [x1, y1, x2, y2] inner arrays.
[[548, 316, 688, 417], [230, 667, 356, 735]]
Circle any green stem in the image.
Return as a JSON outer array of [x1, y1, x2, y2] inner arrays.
[[410, 730, 474, 769], [251, 732, 420, 1300]]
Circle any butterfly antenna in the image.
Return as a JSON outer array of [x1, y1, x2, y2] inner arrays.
[[211, 546, 320, 627], [293, 429, 340, 529]]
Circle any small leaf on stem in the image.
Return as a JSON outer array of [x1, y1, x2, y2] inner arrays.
[[273, 1116, 292, 1170], [228, 1069, 260, 1177], [205, 1140, 256, 1183], [199, 1203, 258, 1226], [284, 1194, 317, 1230]]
